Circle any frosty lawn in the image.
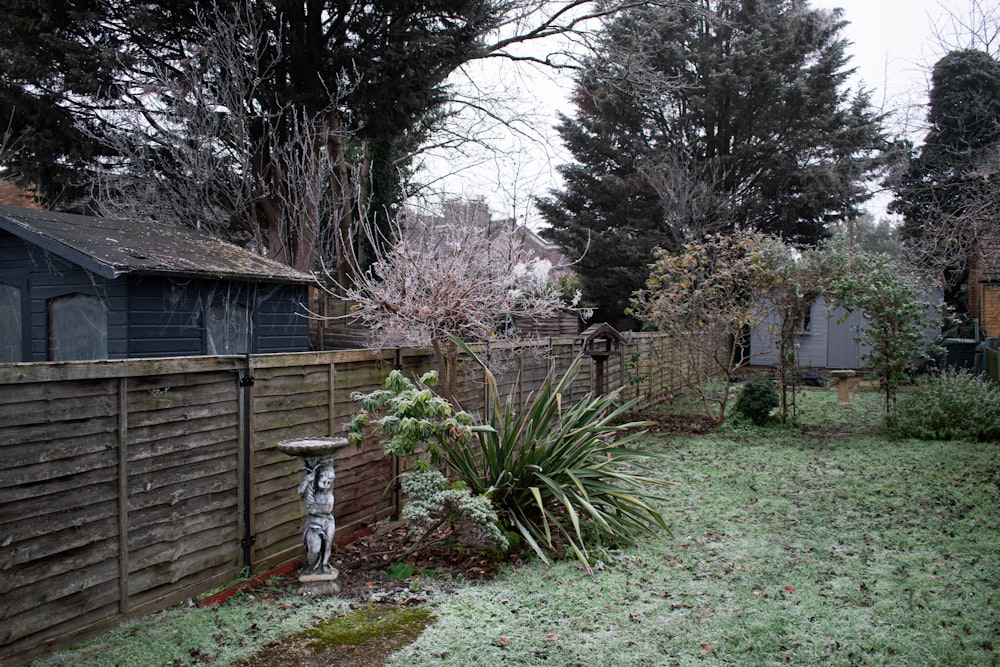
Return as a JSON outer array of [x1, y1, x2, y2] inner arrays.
[[33, 388, 1000, 666], [389, 389, 999, 666]]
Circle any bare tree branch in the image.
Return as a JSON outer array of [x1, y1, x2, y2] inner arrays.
[[330, 201, 579, 404]]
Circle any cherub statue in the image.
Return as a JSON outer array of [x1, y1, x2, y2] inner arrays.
[[298, 459, 336, 574]]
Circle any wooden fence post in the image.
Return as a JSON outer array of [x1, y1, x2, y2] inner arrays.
[[117, 376, 129, 614], [239, 357, 256, 569], [328, 361, 337, 437]]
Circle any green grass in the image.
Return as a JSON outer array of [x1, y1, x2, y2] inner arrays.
[[388, 388, 1000, 666], [29, 586, 351, 667], [31, 387, 1000, 666]]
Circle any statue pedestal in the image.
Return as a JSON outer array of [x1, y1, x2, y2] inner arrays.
[[830, 370, 856, 406], [276, 437, 349, 597], [299, 570, 343, 596]]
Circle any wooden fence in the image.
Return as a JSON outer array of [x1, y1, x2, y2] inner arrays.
[[0, 332, 716, 664]]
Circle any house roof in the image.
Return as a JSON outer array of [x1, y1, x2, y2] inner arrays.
[[0, 205, 316, 284]]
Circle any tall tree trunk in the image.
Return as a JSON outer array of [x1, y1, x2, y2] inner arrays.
[[327, 113, 356, 291]]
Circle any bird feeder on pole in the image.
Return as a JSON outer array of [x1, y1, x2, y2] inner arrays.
[[579, 323, 626, 397]]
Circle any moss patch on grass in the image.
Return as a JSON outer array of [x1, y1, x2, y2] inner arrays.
[[303, 606, 434, 648]]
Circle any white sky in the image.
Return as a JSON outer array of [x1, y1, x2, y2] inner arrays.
[[416, 0, 963, 226]]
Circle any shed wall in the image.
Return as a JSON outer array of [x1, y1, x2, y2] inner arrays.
[[749, 300, 830, 368], [0, 230, 310, 360], [125, 279, 309, 357], [1, 232, 128, 361]]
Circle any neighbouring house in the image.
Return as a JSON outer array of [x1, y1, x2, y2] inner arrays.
[[0, 181, 40, 209], [969, 240, 1000, 339], [0, 205, 316, 362], [749, 295, 942, 370], [408, 197, 569, 269]]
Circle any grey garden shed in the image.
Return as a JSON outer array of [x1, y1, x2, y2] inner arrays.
[[749, 295, 941, 370], [0, 205, 316, 362]]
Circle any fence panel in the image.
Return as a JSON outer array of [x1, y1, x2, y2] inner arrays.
[[0, 332, 713, 664], [0, 376, 121, 657], [124, 370, 242, 615]]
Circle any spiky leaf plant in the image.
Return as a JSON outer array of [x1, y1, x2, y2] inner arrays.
[[439, 339, 671, 571]]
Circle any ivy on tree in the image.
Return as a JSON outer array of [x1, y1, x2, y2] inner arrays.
[[890, 49, 1000, 315]]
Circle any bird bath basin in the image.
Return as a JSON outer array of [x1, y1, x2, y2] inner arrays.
[[276, 437, 349, 458]]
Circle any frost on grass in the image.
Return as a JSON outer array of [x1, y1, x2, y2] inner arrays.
[[29, 590, 351, 667]]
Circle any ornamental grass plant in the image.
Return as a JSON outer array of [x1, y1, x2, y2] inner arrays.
[[439, 341, 671, 570]]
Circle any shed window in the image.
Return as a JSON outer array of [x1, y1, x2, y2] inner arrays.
[[0, 283, 22, 362], [206, 303, 248, 354], [802, 301, 814, 333], [50, 294, 108, 361]]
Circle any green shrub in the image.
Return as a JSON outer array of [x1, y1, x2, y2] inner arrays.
[[885, 369, 1000, 441], [347, 369, 483, 460], [399, 469, 508, 554], [439, 340, 671, 571], [734, 377, 779, 425], [348, 341, 672, 572]]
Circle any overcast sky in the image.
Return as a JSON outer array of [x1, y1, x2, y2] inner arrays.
[[813, 0, 952, 134], [417, 0, 962, 225]]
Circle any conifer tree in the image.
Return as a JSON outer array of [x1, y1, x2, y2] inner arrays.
[[539, 0, 887, 323], [890, 49, 1000, 313]]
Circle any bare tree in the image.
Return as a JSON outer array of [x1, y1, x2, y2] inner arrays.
[[931, 0, 1000, 57], [637, 153, 737, 243], [337, 203, 576, 405], [897, 153, 999, 295], [93, 2, 346, 274], [81, 0, 667, 282]]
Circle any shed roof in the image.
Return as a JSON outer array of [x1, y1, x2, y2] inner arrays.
[[0, 205, 315, 284]]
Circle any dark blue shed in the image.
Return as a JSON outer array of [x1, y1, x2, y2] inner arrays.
[[0, 205, 316, 361]]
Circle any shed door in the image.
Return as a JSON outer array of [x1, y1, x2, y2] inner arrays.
[[827, 308, 866, 370], [0, 281, 23, 361]]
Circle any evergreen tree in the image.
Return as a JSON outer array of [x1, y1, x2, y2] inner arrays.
[[0, 0, 121, 206], [539, 0, 886, 323], [890, 49, 1000, 313], [536, 80, 672, 328]]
